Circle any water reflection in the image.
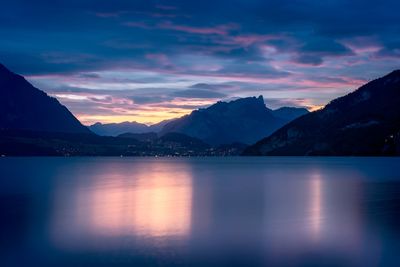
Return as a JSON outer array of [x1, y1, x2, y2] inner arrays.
[[128, 174, 192, 237], [52, 160, 193, 248], [309, 173, 323, 240], [263, 166, 366, 265], [3, 157, 394, 266]]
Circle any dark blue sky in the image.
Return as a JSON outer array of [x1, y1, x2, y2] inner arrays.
[[1, 0, 399, 124]]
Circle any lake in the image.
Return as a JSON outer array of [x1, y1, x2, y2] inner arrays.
[[1, 157, 400, 267]]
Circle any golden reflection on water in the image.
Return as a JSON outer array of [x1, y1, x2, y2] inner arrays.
[[309, 173, 323, 240], [89, 173, 192, 237], [53, 162, 193, 246], [133, 175, 192, 237]]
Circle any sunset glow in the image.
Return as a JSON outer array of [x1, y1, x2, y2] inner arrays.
[[2, 1, 398, 124], [52, 162, 193, 243]]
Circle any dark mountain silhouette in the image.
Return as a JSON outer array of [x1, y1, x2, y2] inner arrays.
[[89, 121, 149, 136], [160, 96, 308, 145], [0, 129, 221, 156], [117, 132, 158, 141], [272, 107, 309, 121], [117, 131, 208, 148], [0, 63, 90, 134], [148, 118, 177, 132], [118, 131, 208, 148], [89, 119, 174, 136], [244, 70, 400, 156], [159, 132, 209, 149]]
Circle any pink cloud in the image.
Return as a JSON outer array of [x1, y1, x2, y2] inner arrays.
[[339, 37, 383, 55], [292, 77, 365, 89], [230, 34, 283, 47]]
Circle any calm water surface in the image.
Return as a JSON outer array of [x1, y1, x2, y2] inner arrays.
[[1, 157, 400, 267]]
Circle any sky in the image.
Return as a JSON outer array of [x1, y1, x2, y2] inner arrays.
[[1, 0, 399, 125]]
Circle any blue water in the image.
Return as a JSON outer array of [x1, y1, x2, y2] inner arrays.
[[1, 157, 400, 267]]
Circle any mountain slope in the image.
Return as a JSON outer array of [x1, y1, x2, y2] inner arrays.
[[0, 63, 90, 134], [160, 96, 308, 145], [159, 132, 210, 149], [117, 132, 158, 141], [89, 118, 175, 136], [89, 121, 149, 136], [272, 107, 309, 121], [244, 70, 400, 156]]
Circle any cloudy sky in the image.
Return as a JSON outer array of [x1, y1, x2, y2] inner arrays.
[[1, 0, 399, 125]]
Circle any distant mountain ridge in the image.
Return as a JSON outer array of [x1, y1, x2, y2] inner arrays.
[[89, 121, 149, 136], [0, 63, 90, 134], [89, 119, 173, 136], [160, 96, 308, 145], [244, 70, 400, 156], [89, 97, 308, 145]]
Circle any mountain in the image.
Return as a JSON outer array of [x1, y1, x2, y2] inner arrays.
[[160, 96, 308, 145], [158, 132, 209, 149], [89, 121, 149, 136], [0, 129, 222, 157], [117, 131, 209, 147], [89, 119, 175, 136], [148, 118, 177, 132], [0, 63, 90, 134], [272, 107, 309, 121], [117, 132, 158, 141], [244, 70, 400, 156]]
